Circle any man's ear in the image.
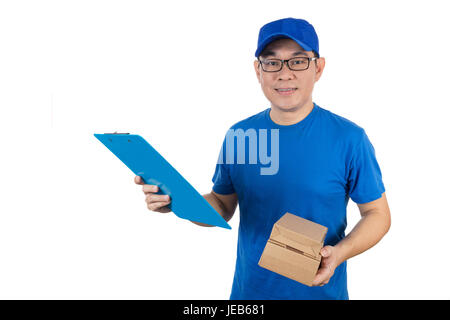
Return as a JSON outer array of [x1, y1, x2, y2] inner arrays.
[[254, 59, 261, 83], [314, 57, 325, 82]]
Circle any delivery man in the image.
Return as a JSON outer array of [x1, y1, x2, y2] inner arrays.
[[135, 17, 391, 300]]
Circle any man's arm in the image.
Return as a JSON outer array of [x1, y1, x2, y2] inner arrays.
[[312, 192, 391, 286], [335, 192, 391, 264], [190, 191, 238, 227]]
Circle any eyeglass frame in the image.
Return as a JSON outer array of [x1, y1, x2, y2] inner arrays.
[[258, 56, 318, 72]]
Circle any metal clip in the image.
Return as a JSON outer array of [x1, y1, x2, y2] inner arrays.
[[104, 131, 130, 134]]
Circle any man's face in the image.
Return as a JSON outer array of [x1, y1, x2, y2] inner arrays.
[[254, 38, 325, 112]]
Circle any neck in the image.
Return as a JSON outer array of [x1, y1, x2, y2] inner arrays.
[[269, 101, 314, 126]]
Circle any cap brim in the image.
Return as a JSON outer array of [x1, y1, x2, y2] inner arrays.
[[255, 33, 313, 57]]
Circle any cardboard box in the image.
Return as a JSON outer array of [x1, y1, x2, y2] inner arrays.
[[258, 212, 328, 287]]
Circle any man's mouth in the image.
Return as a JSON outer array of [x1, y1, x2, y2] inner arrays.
[[275, 88, 297, 95]]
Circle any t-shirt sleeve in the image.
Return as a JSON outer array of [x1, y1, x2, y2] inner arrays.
[[211, 136, 235, 195], [347, 129, 385, 204]]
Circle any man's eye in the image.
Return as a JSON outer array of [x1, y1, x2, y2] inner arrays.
[[264, 60, 279, 66], [292, 59, 307, 65]]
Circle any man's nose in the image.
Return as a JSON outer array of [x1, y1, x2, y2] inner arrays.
[[277, 61, 295, 80]]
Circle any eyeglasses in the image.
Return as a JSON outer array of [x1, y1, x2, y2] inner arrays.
[[258, 56, 318, 72]]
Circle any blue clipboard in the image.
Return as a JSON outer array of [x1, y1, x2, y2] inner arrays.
[[94, 133, 231, 229]]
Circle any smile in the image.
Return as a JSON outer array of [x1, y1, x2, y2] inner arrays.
[[275, 88, 297, 95]]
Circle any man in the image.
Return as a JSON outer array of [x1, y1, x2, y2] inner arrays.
[[135, 17, 391, 300]]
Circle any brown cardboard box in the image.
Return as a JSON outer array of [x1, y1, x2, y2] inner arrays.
[[258, 212, 328, 287]]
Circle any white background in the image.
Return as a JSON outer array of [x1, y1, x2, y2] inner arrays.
[[0, 0, 449, 299]]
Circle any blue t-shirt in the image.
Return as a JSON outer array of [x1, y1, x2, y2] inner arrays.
[[211, 103, 385, 300]]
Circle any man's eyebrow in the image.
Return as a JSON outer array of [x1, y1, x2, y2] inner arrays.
[[262, 50, 308, 57], [291, 51, 308, 56]]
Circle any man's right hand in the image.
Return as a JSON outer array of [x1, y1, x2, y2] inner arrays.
[[134, 175, 172, 213]]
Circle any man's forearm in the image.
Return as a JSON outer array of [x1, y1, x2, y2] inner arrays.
[[334, 209, 391, 266]]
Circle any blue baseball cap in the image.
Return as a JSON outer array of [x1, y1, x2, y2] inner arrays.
[[255, 17, 319, 58]]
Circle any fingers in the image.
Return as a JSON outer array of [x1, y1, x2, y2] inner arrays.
[[134, 175, 144, 185], [313, 246, 335, 285], [134, 175, 158, 191], [145, 193, 170, 203], [142, 184, 159, 193], [145, 192, 171, 213], [312, 266, 331, 286], [147, 201, 171, 212], [135, 176, 159, 193], [312, 260, 335, 286], [134, 175, 171, 213]]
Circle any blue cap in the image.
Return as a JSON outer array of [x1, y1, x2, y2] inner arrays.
[[255, 18, 319, 58]]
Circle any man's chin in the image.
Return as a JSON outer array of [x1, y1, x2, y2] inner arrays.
[[271, 104, 300, 112]]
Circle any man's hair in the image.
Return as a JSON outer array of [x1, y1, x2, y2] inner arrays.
[[258, 48, 319, 59]]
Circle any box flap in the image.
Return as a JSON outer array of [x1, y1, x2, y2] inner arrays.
[[269, 213, 328, 259], [259, 240, 321, 286]]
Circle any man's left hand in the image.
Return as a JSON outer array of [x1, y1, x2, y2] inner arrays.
[[311, 245, 341, 287]]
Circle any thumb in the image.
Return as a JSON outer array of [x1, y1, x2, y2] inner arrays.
[[134, 175, 145, 185], [321, 246, 332, 257]]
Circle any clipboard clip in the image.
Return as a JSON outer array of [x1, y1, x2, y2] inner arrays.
[[104, 131, 130, 134]]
